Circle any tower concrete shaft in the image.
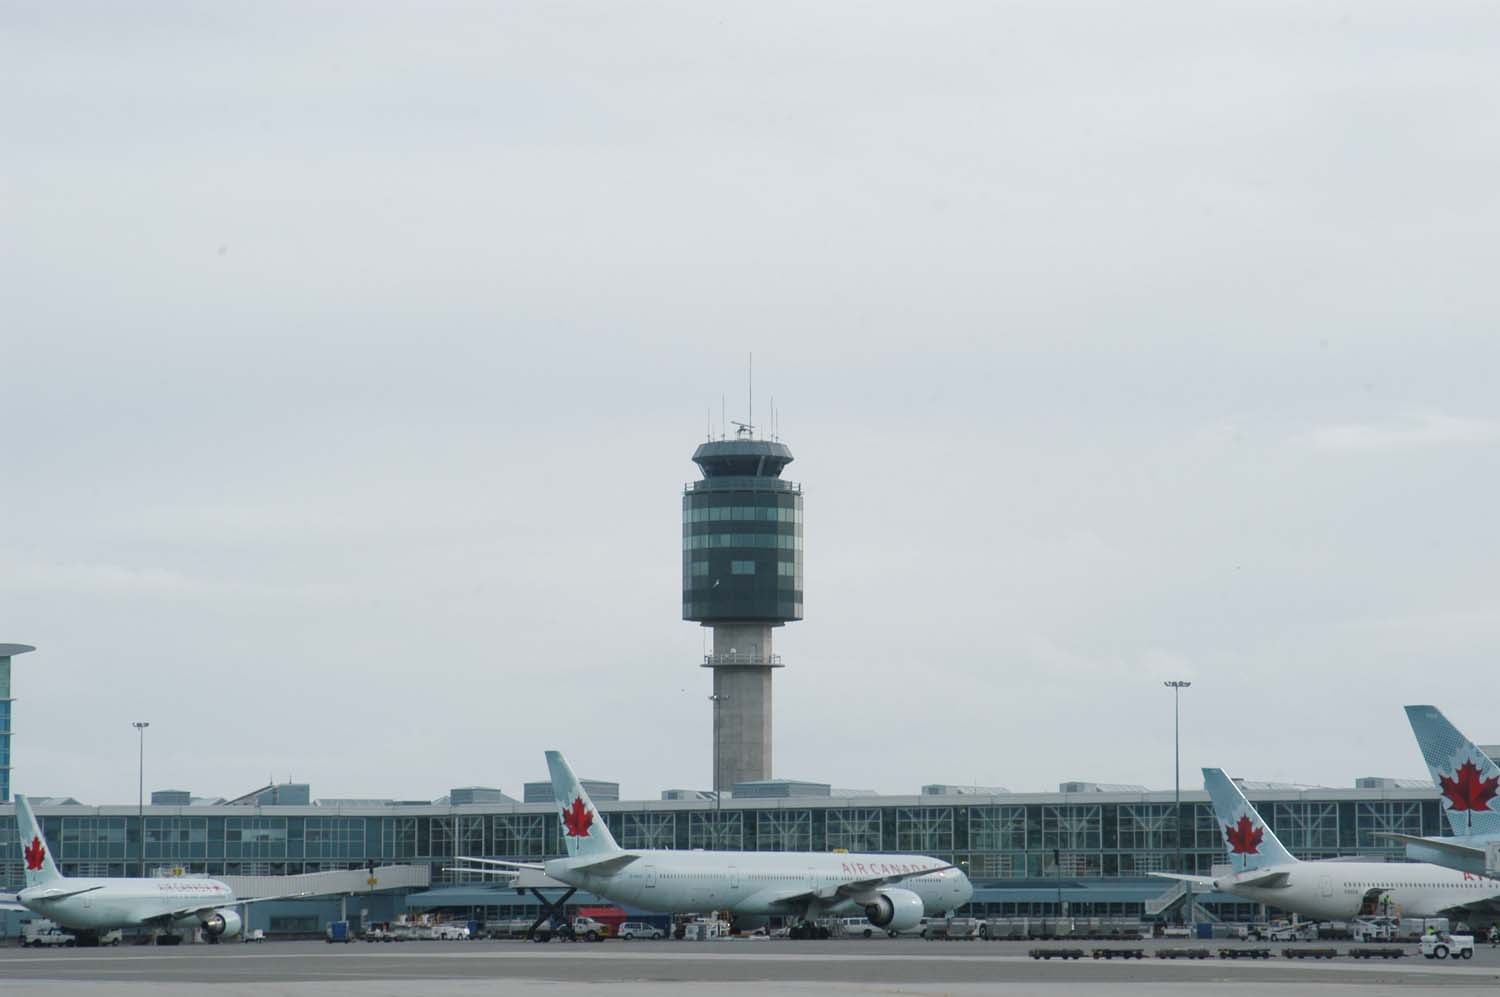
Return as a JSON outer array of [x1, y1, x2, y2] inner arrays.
[[708, 624, 778, 789]]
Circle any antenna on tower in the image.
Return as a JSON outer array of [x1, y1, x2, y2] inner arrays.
[[770, 395, 776, 441], [748, 352, 754, 440], [721, 395, 726, 440]]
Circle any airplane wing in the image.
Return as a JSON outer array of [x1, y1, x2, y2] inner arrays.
[[20, 884, 107, 903], [778, 864, 958, 906], [154, 891, 314, 923], [1373, 832, 1484, 860]]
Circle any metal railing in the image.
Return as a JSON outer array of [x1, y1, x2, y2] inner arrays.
[[703, 652, 784, 667]]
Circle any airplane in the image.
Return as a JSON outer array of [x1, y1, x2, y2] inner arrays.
[[3, 794, 301, 945], [1152, 768, 1500, 921], [1376, 705, 1500, 876], [454, 751, 973, 939]]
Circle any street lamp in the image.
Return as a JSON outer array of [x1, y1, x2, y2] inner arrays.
[[1163, 681, 1190, 920], [708, 693, 729, 843], [132, 721, 150, 877]]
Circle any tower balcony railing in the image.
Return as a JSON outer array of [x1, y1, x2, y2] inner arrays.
[[703, 652, 784, 667], [685, 478, 801, 494]]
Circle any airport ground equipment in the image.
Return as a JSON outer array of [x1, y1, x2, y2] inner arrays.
[[1156, 948, 1211, 959], [1350, 947, 1406, 959], [1090, 947, 1144, 959], [325, 921, 353, 944], [1219, 947, 1272, 959], [923, 917, 982, 940], [1421, 933, 1475, 959], [1283, 947, 1339, 959], [1029, 947, 1084, 960]]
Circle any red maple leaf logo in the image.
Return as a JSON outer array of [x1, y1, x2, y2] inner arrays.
[[1224, 815, 1263, 855], [561, 796, 593, 838], [1440, 760, 1500, 813], [24, 836, 46, 871]]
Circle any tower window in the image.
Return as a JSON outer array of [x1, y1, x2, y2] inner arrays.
[[731, 561, 756, 575]]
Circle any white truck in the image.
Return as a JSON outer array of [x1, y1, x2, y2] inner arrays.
[[21, 921, 76, 948], [1420, 932, 1475, 960]]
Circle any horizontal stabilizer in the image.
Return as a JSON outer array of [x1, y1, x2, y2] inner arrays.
[[560, 853, 639, 876], [442, 867, 518, 878], [456, 856, 546, 872], [1148, 872, 1215, 888], [1373, 832, 1483, 859], [1234, 871, 1291, 890]]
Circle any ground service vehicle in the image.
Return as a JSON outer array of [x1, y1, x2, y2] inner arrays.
[[1421, 933, 1475, 960], [326, 921, 354, 943], [22, 923, 76, 947], [617, 921, 665, 940]]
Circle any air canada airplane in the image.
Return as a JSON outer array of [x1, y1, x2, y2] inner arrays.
[[4, 795, 298, 944], [457, 751, 973, 938], [1377, 705, 1500, 876], [1153, 768, 1500, 921]]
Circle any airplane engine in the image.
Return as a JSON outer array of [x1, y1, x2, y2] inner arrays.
[[201, 908, 243, 940], [864, 888, 925, 932]]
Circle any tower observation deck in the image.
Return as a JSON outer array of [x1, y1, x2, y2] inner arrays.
[[683, 437, 803, 791]]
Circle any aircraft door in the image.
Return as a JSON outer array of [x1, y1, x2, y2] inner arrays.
[[645, 866, 658, 889], [1319, 875, 1333, 898], [729, 866, 740, 890]]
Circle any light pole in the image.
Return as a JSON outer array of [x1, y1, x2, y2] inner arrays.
[[709, 693, 729, 844], [1163, 681, 1190, 921], [132, 721, 149, 877]]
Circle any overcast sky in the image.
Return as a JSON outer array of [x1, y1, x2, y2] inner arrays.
[[4, 1, 1498, 805]]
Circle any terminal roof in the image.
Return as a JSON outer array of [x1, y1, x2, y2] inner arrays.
[[0, 644, 36, 657]]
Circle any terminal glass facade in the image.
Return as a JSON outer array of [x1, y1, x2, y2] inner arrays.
[[5, 791, 1450, 920]]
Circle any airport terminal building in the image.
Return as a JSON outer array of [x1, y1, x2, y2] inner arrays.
[[0, 779, 1453, 935]]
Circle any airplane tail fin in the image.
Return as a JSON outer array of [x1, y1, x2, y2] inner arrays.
[[546, 751, 622, 859], [15, 795, 63, 888], [1405, 705, 1500, 837], [1203, 768, 1297, 872]]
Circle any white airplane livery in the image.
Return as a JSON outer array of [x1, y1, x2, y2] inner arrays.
[[1155, 768, 1500, 921], [6, 794, 292, 943], [460, 751, 972, 937]]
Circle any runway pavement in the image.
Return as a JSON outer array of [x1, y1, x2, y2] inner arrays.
[[2, 938, 1498, 994]]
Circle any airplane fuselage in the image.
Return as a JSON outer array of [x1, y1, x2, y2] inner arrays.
[[546, 849, 972, 917], [18, 877, 237, 932], [1218, 861, 1500, 921]]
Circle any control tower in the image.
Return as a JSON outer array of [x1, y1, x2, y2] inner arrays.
[[683, 435, 803, 791]]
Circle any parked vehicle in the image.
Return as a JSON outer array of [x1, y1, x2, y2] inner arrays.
[[617, 921, 666, 940], [432, 923, 471, 940], [242, 929, 267, 943], [1421, 932, 1475, 960], [22, 921, 77, 948], [326, 921, 355, 943], [837, 917, 888, 939]]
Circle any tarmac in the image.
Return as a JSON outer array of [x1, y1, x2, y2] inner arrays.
[[2, 938, 1498, 995]]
